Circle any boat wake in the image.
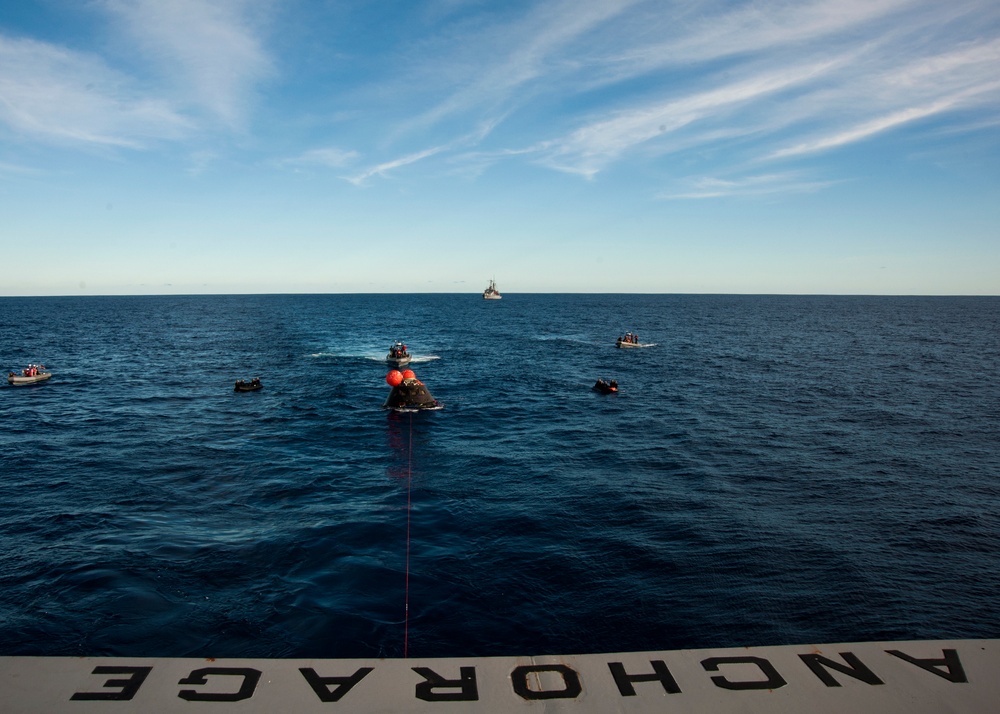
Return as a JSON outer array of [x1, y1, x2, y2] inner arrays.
[[362, 354, 440, 363], [308, 352, 441, 363], [535, 334, 591, 344]]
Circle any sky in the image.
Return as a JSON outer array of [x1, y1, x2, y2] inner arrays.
[[1, 0, 999, 296]]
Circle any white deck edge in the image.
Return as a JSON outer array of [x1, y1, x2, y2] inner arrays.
[[1, 639, 996, 712]]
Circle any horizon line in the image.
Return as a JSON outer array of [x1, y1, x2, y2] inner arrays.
[[1, 291, 998, 298]]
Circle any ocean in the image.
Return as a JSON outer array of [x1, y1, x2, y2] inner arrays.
[[1, 293, 998, 659]]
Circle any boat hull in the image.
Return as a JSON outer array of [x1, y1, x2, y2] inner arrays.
[[483, 278, 501, 299], [8, 372, 52, 385], [387, 355, 412, 368]]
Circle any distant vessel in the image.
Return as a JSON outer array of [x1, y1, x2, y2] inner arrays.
[[592, 378, 618, 394], [616, 332, 654, 348], [483, 278, 502, 300], [234, 377, 262, 392], [386, 341, 412, 368], [7, 365, 51, 385]]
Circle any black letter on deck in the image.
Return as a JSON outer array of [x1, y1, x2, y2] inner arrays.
[[300, 667, 373, 702], [886, 649, 968, 683], [799, 652, 884, 687], [608, 660, 681, 695], [701, 656, 787, 690], [413, 666, 479, 701], [71, 666, 152, 701], [178, 668, 262, 702], [511, 664, 582, 700]]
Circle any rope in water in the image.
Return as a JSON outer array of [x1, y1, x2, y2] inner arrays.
[[404, 411, 413, 658]]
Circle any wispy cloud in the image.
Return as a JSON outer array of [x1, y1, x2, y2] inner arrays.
[[0, 34, 191, 148], [534, 57, 845, 177], [660, 172, 840, 200], [0, 0, 272, 151], [598, 0, 911, 75], [769, 39, 1000, 159], [345, 146, 445, 186], [3, 0, 998, 191], [0, 159, 45, 178], [281, 147, 360, 170], [340, 120, 502, 184], [371, 0, 902, 145], [771, 99, 963, 159], [466, 0, 1000, 187], [99, 0, 274, 128], [398, 0, 638, 135]]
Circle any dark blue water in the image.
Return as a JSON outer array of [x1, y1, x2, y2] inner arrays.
[[1, 294, 998, 659]]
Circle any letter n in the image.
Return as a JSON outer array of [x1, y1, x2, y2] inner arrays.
[[413, 666, 479, 701], [701, 656, 787, 690], [608, 660, 681, 695], [886, 649, 968, 683], [799, 652, 884, 687], [299, 667, 373, 702]]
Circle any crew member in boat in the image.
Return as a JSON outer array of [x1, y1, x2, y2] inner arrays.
[[593, 378, 618, 393]]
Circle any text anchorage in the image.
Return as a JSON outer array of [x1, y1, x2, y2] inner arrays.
[[70, 648, 970, 702]]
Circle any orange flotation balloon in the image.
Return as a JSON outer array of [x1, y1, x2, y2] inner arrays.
[[386, 370, 403, 387], [401, 369, 416, 380]]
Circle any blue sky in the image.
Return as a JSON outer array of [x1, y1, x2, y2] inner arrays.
[[1, 0, 998, 295]]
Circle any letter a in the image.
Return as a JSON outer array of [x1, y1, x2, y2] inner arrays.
[[886, 649, 968, 683], [300, 667, 373, 702]]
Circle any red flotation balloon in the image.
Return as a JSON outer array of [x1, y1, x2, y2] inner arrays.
[[401, 369, 416, 380], [386, 370, 403, 387]]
